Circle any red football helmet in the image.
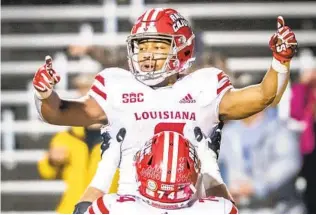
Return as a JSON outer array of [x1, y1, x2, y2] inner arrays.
[[127, 8, 195, 86], [135, 131, 201, 209]]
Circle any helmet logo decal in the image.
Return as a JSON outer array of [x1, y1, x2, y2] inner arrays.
[[169, 13, 189, 32], [147, 179, 158, 191]]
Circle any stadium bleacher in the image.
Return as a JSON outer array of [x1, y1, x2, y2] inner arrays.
[[1, 0, 316, 213]]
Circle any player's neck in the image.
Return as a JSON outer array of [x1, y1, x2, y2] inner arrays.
[[151, 74, 179, 89], [169, 75, 180, 85]]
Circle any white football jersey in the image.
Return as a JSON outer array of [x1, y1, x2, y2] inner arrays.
[[88, 67, 233, 195], [85, 194, 238, 214]]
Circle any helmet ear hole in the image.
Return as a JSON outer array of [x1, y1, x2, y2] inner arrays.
[[184, 50, 191, 56]]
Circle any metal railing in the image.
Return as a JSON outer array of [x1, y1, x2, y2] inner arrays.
[[1, 180, 65, 194], [2, 30, 316, 48], [2, 2, 316, 21]]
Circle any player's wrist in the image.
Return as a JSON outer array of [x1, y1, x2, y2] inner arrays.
[[34, 88, 52, 100], [271, 57, 289, 73]]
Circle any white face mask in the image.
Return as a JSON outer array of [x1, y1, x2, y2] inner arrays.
[[128, 38, 176, 86], [126, 33, 195, 87]]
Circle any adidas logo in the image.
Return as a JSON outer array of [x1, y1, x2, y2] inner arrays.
[[179, 93, 196, 103]]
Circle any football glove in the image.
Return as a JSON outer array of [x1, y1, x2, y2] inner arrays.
[[33, 55, 60, 99], [269, 16, 298, 63]]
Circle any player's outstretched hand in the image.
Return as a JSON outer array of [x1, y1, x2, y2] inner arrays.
[[33, 56, 60, 99], [269, 16, 298, 63]]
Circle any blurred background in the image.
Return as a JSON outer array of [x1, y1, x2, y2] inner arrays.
[[1, 0, 316, 214]]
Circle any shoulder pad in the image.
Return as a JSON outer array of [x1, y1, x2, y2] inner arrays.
[[182, 67, 224, 92], [98, 67, 132, 79], [189, 67, 222, 80]]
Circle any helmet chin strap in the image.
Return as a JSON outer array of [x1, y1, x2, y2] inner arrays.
[[136, 69, 177, 87], [133, 53, 174, 86]]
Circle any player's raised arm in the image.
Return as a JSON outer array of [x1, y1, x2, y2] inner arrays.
[[33, 56, 106, 126], [219, 16, 298, 120]]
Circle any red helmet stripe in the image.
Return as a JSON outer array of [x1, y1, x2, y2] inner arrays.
[[170, 132, 179, 183], [166, 131, 174, 183], [142, 8, 154, 22], [146, 9, 156, 23], [161, 131, 170, 182], [142, 8, 155, 29], [149, 8, 163, 26]]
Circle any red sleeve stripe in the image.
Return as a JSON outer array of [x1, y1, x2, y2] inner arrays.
[[217, 71, 228, 82], [95, 74, 105, 86], [218, 76, 229, 89], [91, 85, 107, 100], [229, 205, 238, 214], [88, 206, 95, 214], [217, 80, 232, 95], [97, 197, 110, 214]]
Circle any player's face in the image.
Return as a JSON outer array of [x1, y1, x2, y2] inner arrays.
[[137, 40, 171, 73]]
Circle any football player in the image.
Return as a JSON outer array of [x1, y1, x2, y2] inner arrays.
[[85, 131, 238, 214], [33, 8, 297, 213]]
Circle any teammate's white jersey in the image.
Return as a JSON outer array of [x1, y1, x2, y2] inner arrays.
[[88, 67, 232, 194], [86, 194, 238, 214]]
